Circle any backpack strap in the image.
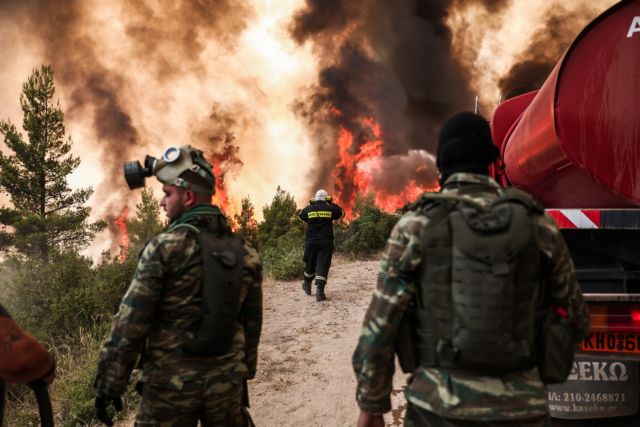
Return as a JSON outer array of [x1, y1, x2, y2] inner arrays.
[[170, 223, 201, 235], [29, 379, 54, 427], [0, 379, 4, 427], [410, 192, 489, 213], [415, 187, 544, 215]]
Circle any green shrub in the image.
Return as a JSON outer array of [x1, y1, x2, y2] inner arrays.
[[4, 251, 95, 341], [53, 324, 139, 427], [339, 194, 398, 257], [92, 251, 139, 319], [54, 325, 107, 426], [0, 186, 160, 425], [332, 219, 349, 251], [262, 228, 305, 280], [1, 324, 138, 427], [1, 251, 140, 425], [3, 250, 136, 343], [257, 186, 303, 249], [3, 385, 40, 427], [256, 186, 306, 280]]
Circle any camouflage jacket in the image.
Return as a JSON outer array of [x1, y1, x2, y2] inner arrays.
[[94, 207, 263, 397], [352, 173, 590, 420]]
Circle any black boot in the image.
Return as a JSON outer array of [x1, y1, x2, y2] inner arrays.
[[302, 272, 314, 295], [302, 279, 312, 295], [315, 279, 327, 302]]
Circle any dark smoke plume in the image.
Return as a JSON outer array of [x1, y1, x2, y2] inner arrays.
[[290, 0, 509, 203], [370, 151, 439, 194], [125, 1, 253, 81], [193, 104, 245, 207], [499, 5, 602, 99]]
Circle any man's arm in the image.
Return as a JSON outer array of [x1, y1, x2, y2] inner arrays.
[[298, 205, 309, 222], [94, 237, 167, 397], [538, 214, 590, 340], [0, 304, 55, 385], [332, 204, 345, 221], [352, 213, 425, 413], [240, 241, 263, 379]]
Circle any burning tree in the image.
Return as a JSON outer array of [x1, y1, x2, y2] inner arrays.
[[0, 65, 104, 263]]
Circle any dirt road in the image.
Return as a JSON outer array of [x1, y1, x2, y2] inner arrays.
[[250, 258, 408, 427], [118, 258, 408, 426]]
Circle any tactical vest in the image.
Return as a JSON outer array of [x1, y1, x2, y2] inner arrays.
[[410, 188, 544, 374], [172, 224, 246, 357]]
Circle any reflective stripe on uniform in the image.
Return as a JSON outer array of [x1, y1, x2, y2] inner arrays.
[[304, 271, 315, 278], [307, 211, 332, 218], [316, 275, 327, 282]]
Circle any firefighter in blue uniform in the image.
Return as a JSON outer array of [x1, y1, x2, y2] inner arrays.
[[298, 189, 344, 301]]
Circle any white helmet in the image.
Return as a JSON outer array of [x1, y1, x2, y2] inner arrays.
[[315, 189, 329, 201]]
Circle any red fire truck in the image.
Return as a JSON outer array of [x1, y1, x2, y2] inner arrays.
[[489, 1, 640, 424]]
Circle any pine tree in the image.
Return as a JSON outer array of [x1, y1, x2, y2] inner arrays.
[[257, 186, 302, 248], [234, 196, 258, 247], [127, 187, 165, 250], [0, 65, 102, 262]]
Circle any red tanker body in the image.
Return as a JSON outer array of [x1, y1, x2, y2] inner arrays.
[[490, 1, 640, 423], [492, 0, 640, 208]]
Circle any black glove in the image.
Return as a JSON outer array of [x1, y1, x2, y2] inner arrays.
[[95, 394, 123, 426]]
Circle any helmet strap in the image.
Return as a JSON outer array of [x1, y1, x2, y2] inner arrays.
[[175, 178, 213, 196]]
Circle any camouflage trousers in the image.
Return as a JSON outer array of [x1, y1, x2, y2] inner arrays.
[[404, 403, 551, 427], [135, 377, 250, 427]]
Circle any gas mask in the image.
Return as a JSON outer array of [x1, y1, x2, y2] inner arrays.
[[124, 145, 215, 195]]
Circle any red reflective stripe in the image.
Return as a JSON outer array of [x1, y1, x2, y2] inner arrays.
[[547, 209, 602, 229], [548, 210, 576, 228], [582, 209, 601, 227]]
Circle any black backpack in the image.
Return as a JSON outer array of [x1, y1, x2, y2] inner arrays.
[[171, 224, 246, 357]]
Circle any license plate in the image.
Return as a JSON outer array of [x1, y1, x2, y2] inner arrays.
[[581, 332, 640, 354]]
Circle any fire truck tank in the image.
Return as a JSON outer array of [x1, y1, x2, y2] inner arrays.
[[492, 1, 640, 208]]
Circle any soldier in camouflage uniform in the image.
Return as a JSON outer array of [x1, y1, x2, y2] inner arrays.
[[94, 146, 262, 427], [352, 112, 589, 427]]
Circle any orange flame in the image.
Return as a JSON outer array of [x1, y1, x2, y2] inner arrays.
[[114, 206, 129, 262], [333, 119, 382, 219], [332, 113, 439, 219], [207, 140, 243, 218], [374, 180, 437, 212], [210, 161, 231, 214]]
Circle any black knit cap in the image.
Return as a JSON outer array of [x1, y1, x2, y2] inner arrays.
[[436, 111, 499, 181]]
